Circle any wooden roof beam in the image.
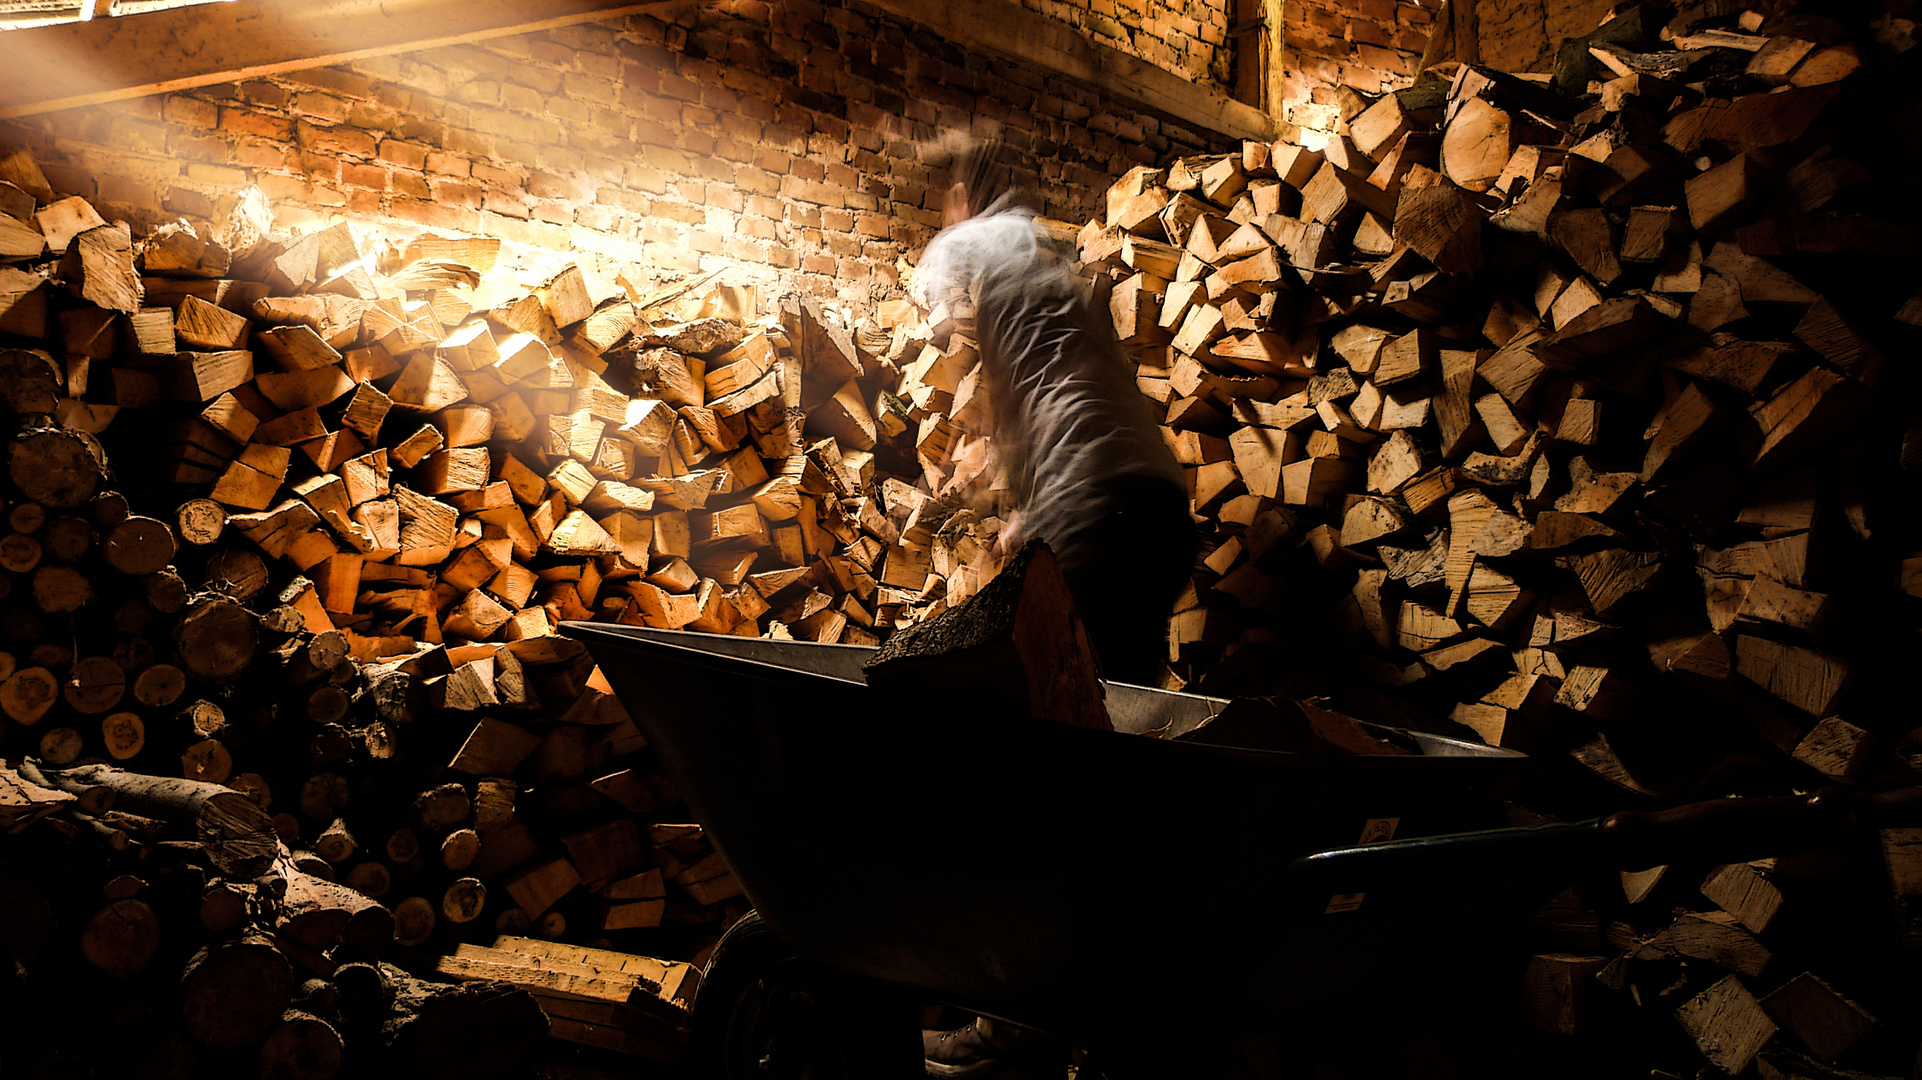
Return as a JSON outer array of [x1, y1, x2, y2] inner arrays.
[[0, 0, 681, 119], [858, 0, 1280, 143]]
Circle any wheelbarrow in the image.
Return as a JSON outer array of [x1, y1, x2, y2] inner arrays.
[[563, 622, 1922, 1078]]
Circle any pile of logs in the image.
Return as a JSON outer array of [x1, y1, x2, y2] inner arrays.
[[882, 1, 1922, 1076], [2, 0, 1920, 1072], [0, 136, 940, 1074]]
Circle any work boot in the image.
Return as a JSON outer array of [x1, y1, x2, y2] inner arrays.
[[924, 1016, 1071, 1078]]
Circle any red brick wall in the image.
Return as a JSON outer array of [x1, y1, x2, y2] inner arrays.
[[0, 0, 1233, 303], [1280, 0, 1440, 138], [1015, 0, 1235, 85], [1277, 0, 1618, 142]]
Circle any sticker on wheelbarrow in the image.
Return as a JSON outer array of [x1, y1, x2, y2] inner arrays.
[[1325, 817, 1400, 914]]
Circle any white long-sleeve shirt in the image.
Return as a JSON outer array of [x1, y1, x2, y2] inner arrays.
[[913, 205, 1185, 572]]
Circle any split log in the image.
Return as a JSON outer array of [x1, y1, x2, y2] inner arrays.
[[376, 964, 549, 1080], [46, 763, 277, 876], [181, 935, 299, 1049]]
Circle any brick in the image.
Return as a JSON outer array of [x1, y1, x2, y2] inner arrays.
[[164, 186, 216, 218], [778, 175, 846, 207], [632, 115, 674, 147], [229, 139, 293, 170], [392, 171, 432, 200], [528, 171, 584, 201], [347, 101, 401, 130], [186, 162, 247, 188], [540, 146, 586, 175], [256, 173, 347, 207], [533, 200, 573, 225], [478, 212, 569, 250], [471, 162, 524, 190], [483, 191, 530, 218], [341, 162, 388, 191], [442, 127, 496, 158], [500, 83, 545, 113], [424, 152, 470, 178], [653, 202, 705, 226], [163, 95, 219, 128], [34, 163, 94, 200], [393, 115, 444, 144], [296, 122, 379, 158], [652, 245, 702, 273], [565, 75, 620, 105], [452, 81, 502, 106], [577, 50, 622, 80], [723, 236, 768, 263], [377, 140, 428, 169], [355, 54, 405, 81], [98, 174, 161, 213], [108, 117, 170, 156], [550, 21, 620, 55], [431, 180, 484, 208], [291, 92, 350, 123], [575, 204, 625, 232], [468, 107, 553, 145], [621, 136, 678, 168], [548, 96, 593, 126], [528, 39, 578, 68], [391, 197, 478, 232], [285, 67, 375, 101], [239, 81, 289, 108], [624, 166, 668, 194], [169, 132, 229, 162], [714, 138, 756, 164], [678, 129, 719, 157]]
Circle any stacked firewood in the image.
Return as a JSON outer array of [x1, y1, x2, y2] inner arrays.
[[0, 142, 938, 1073], [2, 757, 552, 1079], [881, 2, 1918, 1076]]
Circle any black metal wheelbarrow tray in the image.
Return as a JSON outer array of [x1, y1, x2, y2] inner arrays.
[[564, 622, 1922, 1079]]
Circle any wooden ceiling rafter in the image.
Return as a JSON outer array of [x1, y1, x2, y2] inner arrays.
[[0, 0, 685, 119], [858, 0, 1280, 142]]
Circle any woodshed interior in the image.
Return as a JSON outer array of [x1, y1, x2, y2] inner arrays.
[[0, 0, 1918, 1077]]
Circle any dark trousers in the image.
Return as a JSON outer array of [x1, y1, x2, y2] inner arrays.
[[1054, 478, 1196, 686]]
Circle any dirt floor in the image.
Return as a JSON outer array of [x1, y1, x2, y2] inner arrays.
[[533, 1042, 684, 1079]]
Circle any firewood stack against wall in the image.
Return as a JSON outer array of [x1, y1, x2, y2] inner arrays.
[[0, 158, 951, 1072], [0, 0, 1920, 1074], [878, 4, 1922, 1074]]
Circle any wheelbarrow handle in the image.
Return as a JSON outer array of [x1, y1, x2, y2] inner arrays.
[[1287, 785, 1922, 893], [1599, 784, 1922, 869]]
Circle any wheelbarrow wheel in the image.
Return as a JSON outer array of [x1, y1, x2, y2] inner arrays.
[[693, 910, 922, 1080]]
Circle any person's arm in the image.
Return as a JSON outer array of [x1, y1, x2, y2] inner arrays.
[[995, 510, 1023, 555]]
